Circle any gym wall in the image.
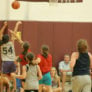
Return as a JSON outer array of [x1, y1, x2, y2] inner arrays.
[[0, 21, 92, 68]]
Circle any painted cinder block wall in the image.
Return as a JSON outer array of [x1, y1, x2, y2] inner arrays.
[[0, 21, 92, 68]]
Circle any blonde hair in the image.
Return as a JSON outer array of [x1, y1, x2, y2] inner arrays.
[[77, 39, 88, 53], [51, 67, 59, 83]]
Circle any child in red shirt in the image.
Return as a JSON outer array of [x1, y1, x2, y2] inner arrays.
[[37, 45, 52, 92]]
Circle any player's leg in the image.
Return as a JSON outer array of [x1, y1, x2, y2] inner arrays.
[[42, 72, 52, 92], [61, 72, 66, 92], [10, 62, 16, 92], [4, 77, 10, 92], [39, 84, 44, 92]]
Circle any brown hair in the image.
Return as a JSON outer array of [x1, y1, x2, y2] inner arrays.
[[41, 45, 49, 58], [26, 52, 34, 65], [51, 67, 59, 83], [64, 54, 70, 57], [77, 39, 88, 53]]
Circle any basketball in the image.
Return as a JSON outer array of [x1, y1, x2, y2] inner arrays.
[[12, 1, 20, 9]]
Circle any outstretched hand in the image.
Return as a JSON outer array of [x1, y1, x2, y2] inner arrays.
[[3, 21, 8, 26], [0, 21, 8, 40], [16, 21, 22, 26]]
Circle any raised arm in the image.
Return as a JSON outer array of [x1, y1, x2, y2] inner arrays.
[[11, 21, 22, 43], [0, 21, 8, 40], [13, 21, 22, 33]]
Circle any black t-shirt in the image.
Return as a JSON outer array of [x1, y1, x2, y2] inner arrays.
[[73, 52, 90, 76]]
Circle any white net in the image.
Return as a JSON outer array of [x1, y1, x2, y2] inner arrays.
[[49, 0, 58, 6]]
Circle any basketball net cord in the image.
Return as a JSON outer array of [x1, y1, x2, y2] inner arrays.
[[49, 0, 58, 6], [49, 0, 78, 5]]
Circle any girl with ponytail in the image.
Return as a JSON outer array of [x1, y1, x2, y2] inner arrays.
[[15, 52, 42, 92], [16, 41, 31, 91], [37, 45, 52, 92]]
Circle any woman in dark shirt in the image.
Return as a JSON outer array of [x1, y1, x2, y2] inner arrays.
[[70, 39, 92, 92]]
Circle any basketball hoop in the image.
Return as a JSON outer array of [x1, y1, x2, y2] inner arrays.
[[49, 0, 58, 6]]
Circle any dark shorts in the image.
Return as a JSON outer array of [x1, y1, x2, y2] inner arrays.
[[21, 79, 25, 82], [2, 61, 16, 74], [25, 90, 38, 92]]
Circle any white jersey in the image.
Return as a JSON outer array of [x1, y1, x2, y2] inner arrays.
[[1, 41, 16, 61], [24, 64, 38, 90]]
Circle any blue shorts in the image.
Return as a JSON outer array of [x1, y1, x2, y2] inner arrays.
[[39, 72, 52, 86], [2, 61, 16, 74]]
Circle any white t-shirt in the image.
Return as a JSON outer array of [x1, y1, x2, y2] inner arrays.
[[24, 64, 38, 90], [59, 61, 72, 75], [1, 41, 16, 61]]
